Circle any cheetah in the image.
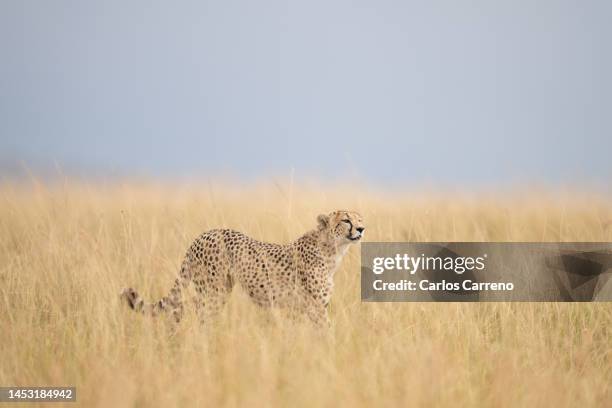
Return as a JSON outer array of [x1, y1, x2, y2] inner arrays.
[[120, 210, 364, 326]]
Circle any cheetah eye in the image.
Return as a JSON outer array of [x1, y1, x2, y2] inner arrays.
[[341, 219, 351, 224]]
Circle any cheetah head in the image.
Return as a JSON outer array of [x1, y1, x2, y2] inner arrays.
[[317, 210, 365, 245]]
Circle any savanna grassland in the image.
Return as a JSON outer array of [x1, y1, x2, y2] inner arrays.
[[0, 181, 611, 407]]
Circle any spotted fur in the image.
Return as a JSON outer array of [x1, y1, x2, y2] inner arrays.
[[120, 210, 365, 326]]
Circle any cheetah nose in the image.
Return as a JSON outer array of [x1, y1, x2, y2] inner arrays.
[[356, 227, 365, 233]]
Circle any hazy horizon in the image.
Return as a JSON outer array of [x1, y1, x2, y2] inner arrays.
[[1, 1, 611, 187]]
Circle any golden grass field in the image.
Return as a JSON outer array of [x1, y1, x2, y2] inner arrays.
[[1, 181, 611, 407]]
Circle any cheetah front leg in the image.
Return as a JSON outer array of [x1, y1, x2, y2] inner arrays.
[[296, 266, 334, 328], [305, 302, 331, 328], [294, 288, 331, 328]]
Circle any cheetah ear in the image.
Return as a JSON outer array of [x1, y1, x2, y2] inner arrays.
[[317, 214, 330, 230]]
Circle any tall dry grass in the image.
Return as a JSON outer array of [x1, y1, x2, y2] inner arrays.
[[0, 181, 611, 407]]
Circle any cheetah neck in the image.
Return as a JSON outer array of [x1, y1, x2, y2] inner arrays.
[[331, 244, 350, 274]]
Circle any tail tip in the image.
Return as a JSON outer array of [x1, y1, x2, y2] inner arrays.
[[120, 287, 139, 310]]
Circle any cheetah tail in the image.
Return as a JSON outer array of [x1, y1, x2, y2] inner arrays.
[[120, 276, 188, 322]]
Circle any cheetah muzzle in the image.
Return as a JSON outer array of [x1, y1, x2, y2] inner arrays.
[[120, 210, 365, 326]]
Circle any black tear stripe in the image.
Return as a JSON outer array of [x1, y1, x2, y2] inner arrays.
[[345, 219, 354, 239]]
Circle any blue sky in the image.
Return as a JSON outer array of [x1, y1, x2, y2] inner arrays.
[[1, 0, 610, 186]]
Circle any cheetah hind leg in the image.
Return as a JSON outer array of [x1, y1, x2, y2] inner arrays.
[[193, 289, 233, 326], [191, 270, 236, 327]]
